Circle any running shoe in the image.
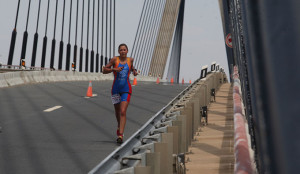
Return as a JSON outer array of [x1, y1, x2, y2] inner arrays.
[[116, 135, 123, 144]]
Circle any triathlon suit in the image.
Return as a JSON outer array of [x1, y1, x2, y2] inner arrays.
[[111, 57, 132, 104]]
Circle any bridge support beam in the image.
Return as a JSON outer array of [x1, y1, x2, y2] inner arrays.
[[148, 0, 181, 78]]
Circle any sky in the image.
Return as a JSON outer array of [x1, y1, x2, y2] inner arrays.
[[0, 0, 228, 82]]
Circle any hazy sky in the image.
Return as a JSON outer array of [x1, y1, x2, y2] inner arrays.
[[0, 0, 228, 81]]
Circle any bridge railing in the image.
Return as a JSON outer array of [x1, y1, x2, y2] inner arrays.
[[232, 66, 254, 174], [0, 69, 158, 88], [0, 64, 53, 72], [88, 71, 226, 174]]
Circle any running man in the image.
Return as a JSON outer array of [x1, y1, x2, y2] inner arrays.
[[103, 43, 138, 144]]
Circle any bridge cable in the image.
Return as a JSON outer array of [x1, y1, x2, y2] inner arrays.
[[79, 0, 85, 72], [90, 0, 95, 72], [41, 0, 51, 68], [113, 0, 116, 57], [31, 0, 42, 67], [66, 0, 73, 71], [136, 0, 156, 73], [100, 0, 104, 72], [19, 0, 32, 66], [138, 0, 156, 74], [58, 0, 66, 70], [131, 0, 147, 64], [134, 0, 151, 70], [96, 0, 100, 72], [85, 0, 90, 72], [105, 0, 108, 65], [140, 0, 160, 75], [141, 0, 162, 75], [109, 0, 112, 61], [136, 0, 154, 70], [50, 0, 59, 69], [73, 0, 79, 71], [145, 0, 165, 75], [7, 0, 21, 65]]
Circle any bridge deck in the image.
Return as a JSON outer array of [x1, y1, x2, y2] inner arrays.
[[0, 81, 187, 174], [186, 83, 234, 174]]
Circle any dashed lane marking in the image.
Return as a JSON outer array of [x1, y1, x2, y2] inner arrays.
[[44, 106, 62, 112]]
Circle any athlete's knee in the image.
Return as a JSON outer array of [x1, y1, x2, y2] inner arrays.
[[120, 109, 126, 117]]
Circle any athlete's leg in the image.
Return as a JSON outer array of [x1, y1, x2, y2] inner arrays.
[[114, 103, 121, 130], [119, 93, 131, 135], [112, 92, 121, 136], [119, 101, 129, 135]]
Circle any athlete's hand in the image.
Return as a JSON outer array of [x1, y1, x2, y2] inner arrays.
[[133, 69, 138, 76], [113, 67, 123, 72]]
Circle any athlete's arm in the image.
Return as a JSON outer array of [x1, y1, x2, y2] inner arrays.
[[131, 58, 138, 76], [103, 57, 123, 74]]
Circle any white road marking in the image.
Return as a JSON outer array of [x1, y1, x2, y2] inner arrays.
[[44, 106, 62, 112], [84, 93, 97, 98]]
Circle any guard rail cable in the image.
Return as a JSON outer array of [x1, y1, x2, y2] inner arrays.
[[89, 71, 227, 174]]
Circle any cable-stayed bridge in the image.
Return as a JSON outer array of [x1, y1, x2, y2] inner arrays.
[[1, 0, 300, 174], [3, 0, 188, 83]]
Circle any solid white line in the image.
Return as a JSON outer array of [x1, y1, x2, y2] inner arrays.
[[44, 106, 62, 112]]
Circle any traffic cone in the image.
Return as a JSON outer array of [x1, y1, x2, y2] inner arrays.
[[156, 77, 160, 84], [170, 77, 174, 84], [182, 78, 184, 84], [132, 77, 137, 86], [86, 81, 93, 97]]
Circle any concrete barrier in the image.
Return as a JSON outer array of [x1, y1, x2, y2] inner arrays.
[[0, 70, 158, 88], [90, 71, 227, 174], [146, 152, 160, 174]]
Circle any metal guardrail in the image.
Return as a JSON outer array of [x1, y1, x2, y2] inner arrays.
[[88, 78, 195, 174], [88, 71, 226, 174]]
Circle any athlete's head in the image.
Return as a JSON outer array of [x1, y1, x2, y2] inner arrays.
[[118, 43, 128, 51], [118, 43, 128, 58]]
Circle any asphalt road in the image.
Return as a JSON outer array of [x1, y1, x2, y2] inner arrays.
[[0, 80, 187, 174]]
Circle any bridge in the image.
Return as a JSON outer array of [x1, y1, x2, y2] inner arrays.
[[1, 0, 300, 174]]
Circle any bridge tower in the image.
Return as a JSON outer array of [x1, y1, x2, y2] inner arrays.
[[148, 0, 182, 79]]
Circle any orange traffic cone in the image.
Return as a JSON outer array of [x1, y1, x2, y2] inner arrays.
[[156, 77, 160, 84], [170, 77, 174, 84], [132, 77, 137, 86], [182, 78, 184, 84], [86, 81, 93, 97]]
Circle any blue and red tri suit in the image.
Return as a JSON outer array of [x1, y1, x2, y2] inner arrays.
[[111, 57, 132, 104]]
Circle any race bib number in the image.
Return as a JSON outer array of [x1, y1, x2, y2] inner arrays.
[[111, 94, 121, 104]]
